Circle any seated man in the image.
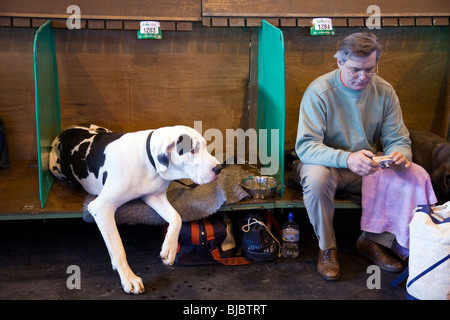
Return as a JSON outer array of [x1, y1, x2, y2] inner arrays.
[[295, 32, 436, 281]]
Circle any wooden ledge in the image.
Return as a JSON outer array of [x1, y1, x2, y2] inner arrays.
[[0, 161, 85, 220]]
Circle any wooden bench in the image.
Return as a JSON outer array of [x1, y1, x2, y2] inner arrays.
[[0, 160, 361, 221]]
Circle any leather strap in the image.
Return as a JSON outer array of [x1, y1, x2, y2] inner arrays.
[[190, 220, 200, 245], [210, 248, 252, 266], [204, 219, 251, 266], [203, 219, 215, 242]]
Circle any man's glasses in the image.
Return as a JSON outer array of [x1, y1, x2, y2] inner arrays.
[[344, 63, 378, 79]]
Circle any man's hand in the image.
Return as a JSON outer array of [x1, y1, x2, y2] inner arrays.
[[347, 150, 379, 176], [389, 151, 411, 171]]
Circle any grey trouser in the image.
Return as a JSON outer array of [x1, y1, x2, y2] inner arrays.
[[298, 163, 394, 250]]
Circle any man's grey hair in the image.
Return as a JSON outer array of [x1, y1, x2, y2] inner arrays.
[[334, 32, 382, 63]]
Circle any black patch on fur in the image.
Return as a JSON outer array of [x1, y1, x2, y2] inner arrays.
[[56, 126, 124, 184], [157, 153, 169, 167], [70, 141, 91, 180], [102, 171, 108, 185], [86, 132, 124, 179], [176, 134, 192, 156], [57, 128, 96, 183]]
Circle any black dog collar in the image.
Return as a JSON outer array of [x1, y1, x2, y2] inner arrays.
[[146, 131, 156, 169]]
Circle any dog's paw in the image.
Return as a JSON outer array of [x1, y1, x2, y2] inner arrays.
[[160, 241, 177, 265], [121, 274, 145, 294]]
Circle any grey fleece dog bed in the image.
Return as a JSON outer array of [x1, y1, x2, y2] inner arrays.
[[83, 164, 252, 225]]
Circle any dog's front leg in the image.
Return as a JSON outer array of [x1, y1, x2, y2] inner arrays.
[[142, 193, 182, 265], [88, 200, 145, 294]]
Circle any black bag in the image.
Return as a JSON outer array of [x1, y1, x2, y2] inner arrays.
[[173, 214, 251, 266], [239, 213, 280, 262], [0, 118, 10, 169]]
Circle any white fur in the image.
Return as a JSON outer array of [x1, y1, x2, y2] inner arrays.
[[53, 125, 220, 294]]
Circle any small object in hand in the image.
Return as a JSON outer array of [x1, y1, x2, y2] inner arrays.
[[373, 156, 393, 169]]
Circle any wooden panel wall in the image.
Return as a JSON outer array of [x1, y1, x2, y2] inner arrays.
[[0, 0, 201, 21], [203, 0, 450, 17], [0, 23, 448, 163], [3, 0, 447, 20], [0, 25, 250, 162], [202, 0, 450, 27], [0, 27, 36, 161], [2, 0, 449, 30], [0, 0, 201, 32]]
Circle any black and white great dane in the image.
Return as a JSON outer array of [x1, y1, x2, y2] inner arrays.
[[49, 124, 222, 294]]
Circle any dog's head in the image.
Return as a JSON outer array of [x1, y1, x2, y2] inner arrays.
[[149, 126, 221, 184]]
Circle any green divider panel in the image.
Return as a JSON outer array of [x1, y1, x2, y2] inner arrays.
[[257, 20, 285, 197], [34, 20, 61, 208]]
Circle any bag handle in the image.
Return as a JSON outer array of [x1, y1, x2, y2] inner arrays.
[[203, 219, 252, 266], [190, 220, 200, 245], [241, 217, 282, 257], [203, 219, 215, 242], [414, 204, 450, 224]]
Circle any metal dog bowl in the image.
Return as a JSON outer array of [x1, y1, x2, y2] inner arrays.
[[241, 176, 280, 199]]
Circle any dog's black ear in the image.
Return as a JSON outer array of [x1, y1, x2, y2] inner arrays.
[[153, 140, 174, 173], [157, 153, 169, 168], [176, 134, 193, 156]]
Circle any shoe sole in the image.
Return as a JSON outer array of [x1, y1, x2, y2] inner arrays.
[[317, 269, 340, 281]]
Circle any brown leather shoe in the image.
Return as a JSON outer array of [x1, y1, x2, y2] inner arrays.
[[317, 248, 340, 281], [356, 235, 403, 272]]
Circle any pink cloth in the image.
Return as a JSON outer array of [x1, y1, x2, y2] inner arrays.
[[361, 163, 437, 250]]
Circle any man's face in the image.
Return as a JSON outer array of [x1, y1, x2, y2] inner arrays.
[[338, 51, 377, 91]]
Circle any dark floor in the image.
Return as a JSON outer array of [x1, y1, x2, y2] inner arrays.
[[0, 209, 407, 301]]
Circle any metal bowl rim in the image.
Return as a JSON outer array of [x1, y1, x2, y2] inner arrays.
[[240, 176, 280, 190]]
